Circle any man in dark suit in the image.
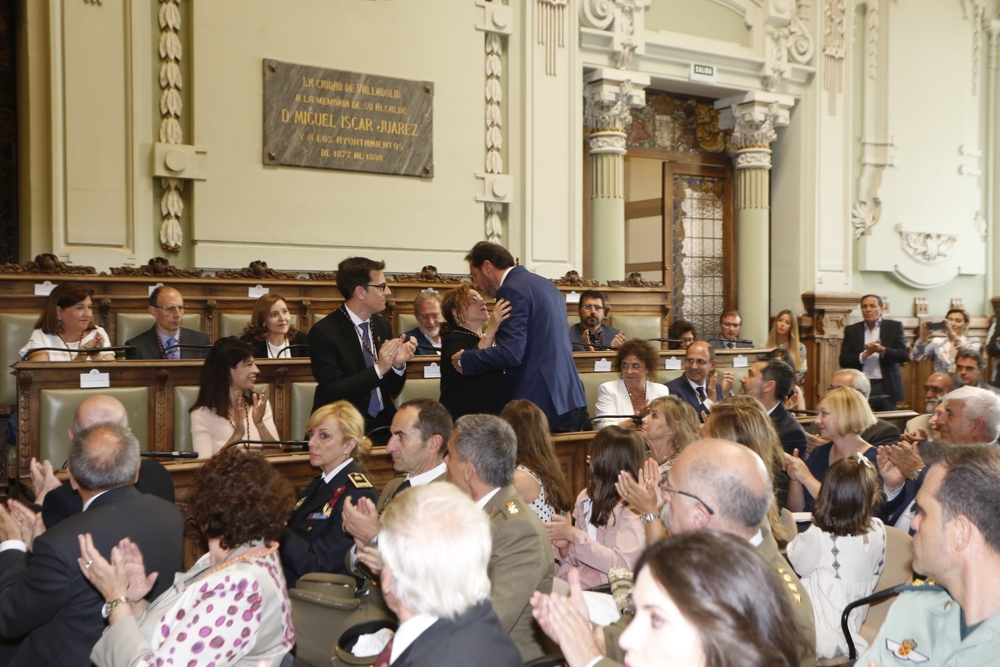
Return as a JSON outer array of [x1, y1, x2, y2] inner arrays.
[[452, 242, 587, 431], [374, 483, 522, 667], [954, 349, 1000, 396], [125, 285, 210, 359], [838, 294, 908, 411], [309, 257, 417, 445], [665, 341, 722, 419], [707, 309, 753, 349], [741, 358, 807, 456], [404, 290, 443, 355], [0, 422, 184, 667], [568, 289, 625, 351]]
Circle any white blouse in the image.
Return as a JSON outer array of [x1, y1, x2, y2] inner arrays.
[[19, 327, 115, 362], [190, 400, 276, 459]]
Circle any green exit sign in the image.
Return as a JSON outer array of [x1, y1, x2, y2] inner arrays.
[[690, 63, 717, 83], [693, 64, 713, 76]]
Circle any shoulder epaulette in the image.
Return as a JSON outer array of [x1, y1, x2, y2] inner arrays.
[[348, 472, 373, 489]]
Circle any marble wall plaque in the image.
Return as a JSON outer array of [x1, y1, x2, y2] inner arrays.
[[263, 59, 433, 177]]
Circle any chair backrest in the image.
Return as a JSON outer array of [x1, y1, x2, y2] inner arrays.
[[578, 372, 613, 418], [859, 525, 913, 645], [0, 313, 39, 405], [291, 382, 318, 441], [610, 315, 661, 342], [218, 312, 300, 339], [392, 377, 440, 407], [397, 313, 417, 337], [313, 312, 328, 326], [116, 313, 202, 345], [39, 387, 150, 465]]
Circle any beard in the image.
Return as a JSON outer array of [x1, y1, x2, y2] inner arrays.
[[422, 325, 440, 339]]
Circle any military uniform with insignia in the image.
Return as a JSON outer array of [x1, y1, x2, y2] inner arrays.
[[280, 459, 379, 588], [859, 583, 1000, 667], [482, 485, 555, 663]]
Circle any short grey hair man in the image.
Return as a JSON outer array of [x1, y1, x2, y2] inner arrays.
[[831, 368, 871, 399], [377, 483, 521, 665], [67, 422, 141, 494], [932, 386, 1000, 444], [448, 414, 517, 491]]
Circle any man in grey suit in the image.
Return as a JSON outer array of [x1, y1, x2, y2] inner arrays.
[[125, 285, 210, 359], [0, 422, 184, 667]]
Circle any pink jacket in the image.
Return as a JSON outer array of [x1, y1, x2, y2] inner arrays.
[[554, 490, 646, 590]]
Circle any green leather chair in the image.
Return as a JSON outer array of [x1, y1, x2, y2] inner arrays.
[[392, 378, 439, 407], [291, 382, 318, 441], [39, 387, 150, 466], [610, 315, 662, 342], [579, 372, 612, 418], [115, 313, 202, 346], [396, 313, 417, 337], [313, 313, 329, 326], [0, 313, 39, 406], [218, 313, 299, 339], [174, 383, 268, 452]]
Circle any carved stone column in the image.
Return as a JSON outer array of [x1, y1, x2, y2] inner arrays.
[[800, 291, 861, 407], [716, 92, 794, 344], [583, 68, 648, 282]]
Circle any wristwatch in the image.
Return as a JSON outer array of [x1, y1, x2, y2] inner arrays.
[[102, 595, 129, 619], [639, 513, 659, 525]]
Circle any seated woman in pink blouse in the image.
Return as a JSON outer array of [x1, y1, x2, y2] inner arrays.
[[190, 337, 277, 458], [545, 426, 646, 590]]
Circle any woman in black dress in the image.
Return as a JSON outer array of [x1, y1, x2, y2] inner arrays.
[[240, 293, 309, 358], [439, 284, 510, 419]]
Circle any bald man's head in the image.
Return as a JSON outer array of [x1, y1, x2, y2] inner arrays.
[[663, 438, 772, 539], [71, 395, 129, 439], [67, 422, 140, 492]]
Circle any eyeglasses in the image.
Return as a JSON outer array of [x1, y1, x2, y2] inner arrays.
[[620, 363, 645, 371], [659, 482, 716, 515], [417, 313, 441, 321], [365, 283, 388, 292], [580, 304, 605, 312], [153, 305, 185, 314], [684, 358, 709, 366]]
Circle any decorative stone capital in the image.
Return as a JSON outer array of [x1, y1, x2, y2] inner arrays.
[[715, 91, 794, 169], [583, 70, 648, 157]]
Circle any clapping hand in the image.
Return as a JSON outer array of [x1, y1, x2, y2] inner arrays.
[[544, 514, 576, 550], [250, 386, 269, 426], [7, 500, 44, 552], [616, 458, 662, 514], [342, 495, 380, 544], [78, 535, 157, 604], [29, 457, 61, 506], [530, 569, 605, 666], [877, 446, 905, 493]]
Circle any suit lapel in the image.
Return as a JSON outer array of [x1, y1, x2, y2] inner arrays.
[[332, 310, 369, 371]]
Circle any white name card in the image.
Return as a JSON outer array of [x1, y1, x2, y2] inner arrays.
[[594, 358, 612, 373], [423, 362, 441, 378], [248, 284, 269, 298], [148, 282, 164, 296], [80, 368, 110, 389], [732, 354, 748, 368], [664, 356, 682, 370], [34, 281, 56, 296], [565, 291, 580, 304]]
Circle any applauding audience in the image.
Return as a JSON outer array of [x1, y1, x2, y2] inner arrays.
[[502, 400, 573, 522]]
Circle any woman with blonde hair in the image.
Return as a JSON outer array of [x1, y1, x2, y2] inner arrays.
[[501, 399, 573, 522], [240, 292, 309, 358], [706, 399, 789, 540], [785, 386, 879, 512], [766, 309, 807, 382], [280, 400, 379, 587]]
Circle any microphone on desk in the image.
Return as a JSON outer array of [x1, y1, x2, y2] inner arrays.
[[414, 345, 441, 355], [366, 425, 391, 440], [571, 342, 618, 351], [140, 451, 200, 459], [581, 414, 643, 429], [788, 409, 818, 416], [20, 346, 135, 360], [224, 439, 309, 451], [268, 344, 310, 357], [162, 343, 213, 356], [644, 338, 688, 345], [706, 338, 755, 346]]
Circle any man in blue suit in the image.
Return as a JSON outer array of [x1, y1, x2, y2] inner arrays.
[[451, 242, 588, 431], [665, 340, 722, 419]]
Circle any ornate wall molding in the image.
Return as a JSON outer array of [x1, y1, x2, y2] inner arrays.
[[900, 231, 957, 264], [580, 0, 615, 30], [851, 201, 876, 239], [972, 0, 985, 95], [158, 0, 184, 253], [763, 1, 814, 92], [579, 0, 647, 72], [538, 0, 568, 76], [476, 1, 512, 244], [822, 0, 846, 115], [974, 212, 987, 239], [866, 0, 879, 80]]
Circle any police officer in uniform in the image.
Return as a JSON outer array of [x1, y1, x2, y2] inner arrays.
[[281, 401, 378, 588]]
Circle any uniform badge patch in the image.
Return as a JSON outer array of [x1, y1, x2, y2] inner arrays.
[[349, 472, 374, 489], [886, 639, 929, 663], [293, 497, 306, 511], [505, 501, 519, 515]]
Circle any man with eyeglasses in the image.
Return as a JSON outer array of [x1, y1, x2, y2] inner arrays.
[[125, 285, 210, 360], [404, 289, 443, 355], [568, 290, 625, 352], [708, 309, 753, 349], [309, 257, 417, 445], [665, 341, 722, 418]]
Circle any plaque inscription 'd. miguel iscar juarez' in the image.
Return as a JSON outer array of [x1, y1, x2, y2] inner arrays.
[[263, 59, 434, 178]]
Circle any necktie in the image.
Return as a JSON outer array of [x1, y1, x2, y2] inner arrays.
[[726, 340, 735, 349], [358, 321, 380, 417], [373, 636, 393, 667], [165, 337, 178, 360], [696, 386, 707, 402], [392, 479, 412, 500]]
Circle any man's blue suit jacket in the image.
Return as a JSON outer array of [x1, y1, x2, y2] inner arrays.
[[461, 266, 586, 424], [665, 373, 722, 418]]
